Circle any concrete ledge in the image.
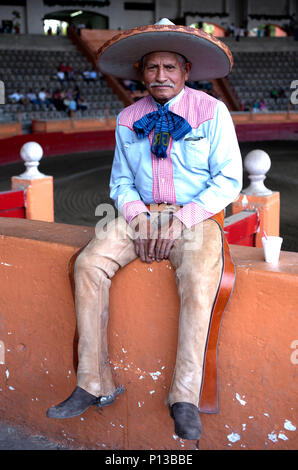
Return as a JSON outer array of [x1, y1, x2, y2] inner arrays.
[[0, 219, 298, 450]]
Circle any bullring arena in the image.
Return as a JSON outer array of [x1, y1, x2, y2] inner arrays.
[[0, 0, 298, 453]]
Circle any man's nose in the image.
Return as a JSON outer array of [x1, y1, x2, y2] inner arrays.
[[156, 67, 167, 82]]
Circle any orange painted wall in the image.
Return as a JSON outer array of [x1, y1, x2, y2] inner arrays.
[[232, 192, 280, 247], [0, 218, 297, 450], [11, 176, 54, 222]]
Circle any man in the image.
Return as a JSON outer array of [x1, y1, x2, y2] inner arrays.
[[47, 19, 242, 441], [8, 90, 25, 104]]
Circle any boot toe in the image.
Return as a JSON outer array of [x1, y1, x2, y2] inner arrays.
[[46, 385, 125, 419], [170, 402, 202, 440], [46, 386, 98, 419]]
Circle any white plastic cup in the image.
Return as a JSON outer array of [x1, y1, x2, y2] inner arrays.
[[262, 236, 283, 264]]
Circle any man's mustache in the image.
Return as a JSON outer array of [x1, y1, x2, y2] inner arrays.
[[149, 82, 175, 88]]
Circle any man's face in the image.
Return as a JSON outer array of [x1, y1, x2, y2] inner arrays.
[[141, 52, 191, 104]]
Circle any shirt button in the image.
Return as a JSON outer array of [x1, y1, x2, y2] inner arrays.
[[161, 178, 165, 183]]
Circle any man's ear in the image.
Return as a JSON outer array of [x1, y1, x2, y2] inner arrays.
[[184, 62, 192, 80]]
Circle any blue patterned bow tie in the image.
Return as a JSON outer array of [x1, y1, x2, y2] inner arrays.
[[133, 103, 192, 159]]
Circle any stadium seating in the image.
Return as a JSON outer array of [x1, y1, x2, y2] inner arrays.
[[0, 47, 124, 133], [228, 50, 298, 111], [1, 32, 297, 135]]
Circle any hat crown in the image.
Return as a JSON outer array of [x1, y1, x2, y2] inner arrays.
[[154, 18, 175, 26]]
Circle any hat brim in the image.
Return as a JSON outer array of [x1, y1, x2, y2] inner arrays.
[[97, 24, 233, 81]]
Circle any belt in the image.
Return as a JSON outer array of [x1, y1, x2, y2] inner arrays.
[[145, 203, 225, 229]]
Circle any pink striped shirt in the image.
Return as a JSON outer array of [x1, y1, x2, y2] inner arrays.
[[119, 86, 217, 228]]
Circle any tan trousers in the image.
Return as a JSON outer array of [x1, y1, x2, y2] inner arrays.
[[73, 209, 223, 407]]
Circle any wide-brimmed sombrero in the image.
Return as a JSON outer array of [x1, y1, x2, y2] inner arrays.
[[97, 18, 233, 81]]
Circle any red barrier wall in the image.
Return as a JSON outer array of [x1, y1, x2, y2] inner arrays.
[[235, 121, 298, 142], [1, 121, 298, 166], [0, 130, 115, 165]]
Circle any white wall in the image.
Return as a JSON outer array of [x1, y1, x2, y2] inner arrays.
[[24, 0, 155, 33], [250, 0, 289, 15], [26, 0, 45, 34], [0, 0, 228, 35], [156, 0, 180, 22], [183, 0, 225, 13], [1, 0, 295, 36], [107, 0, 154, 29]]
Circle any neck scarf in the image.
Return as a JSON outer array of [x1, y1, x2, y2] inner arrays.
[[133, 102, 192, 158]]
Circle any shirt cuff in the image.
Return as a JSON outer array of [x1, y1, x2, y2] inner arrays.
[[122, 200, 150, 224], [173, 202, 214, 229]]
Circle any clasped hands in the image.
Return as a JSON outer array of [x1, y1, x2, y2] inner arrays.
[[129, 212, 185, 263]]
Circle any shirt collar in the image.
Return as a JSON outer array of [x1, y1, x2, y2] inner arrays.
[[151, 87, 185, 110]]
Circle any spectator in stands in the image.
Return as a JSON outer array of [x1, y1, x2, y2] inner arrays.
[[65, 64, 75, 81], [52, 88, 66, 111], [8, 90, 25, 104], [270, 88, 279, 101], [38, 88, 52, 108], [82, 70, 91, 81], [57, 70, 65, 82], [252, 100, 260, 112], [89, 70, 98, 81], [47, 26, 52, 36], [59, 63, 67, 73], [26, 89, 42, 106], [227, 22, 235, 36], [73, 85, 81, 103], [66, 98, 77, 117], [77, 96, 88, 112], [235, 27, 240, 42], [259, 99, 268, 112], [13, 23, 20, 34], [82, 68, 97, 82]]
